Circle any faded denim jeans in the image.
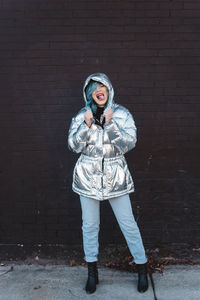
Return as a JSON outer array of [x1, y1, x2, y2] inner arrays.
[[80, 193, 147, 264]]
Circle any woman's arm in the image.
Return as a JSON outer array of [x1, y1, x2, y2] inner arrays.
[[103, 108, 137, 154]]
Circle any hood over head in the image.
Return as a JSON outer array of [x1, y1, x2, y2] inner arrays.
[[83, 73, 114, 113]]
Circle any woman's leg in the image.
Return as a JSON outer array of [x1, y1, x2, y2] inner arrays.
[[108, 194, 147, 264], [80, 195, 100, 263]]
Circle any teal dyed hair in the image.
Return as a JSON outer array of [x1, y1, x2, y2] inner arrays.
[[85, 80, 109, 114]]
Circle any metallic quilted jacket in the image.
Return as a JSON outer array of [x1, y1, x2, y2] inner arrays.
[[68, 73, 137, 201]]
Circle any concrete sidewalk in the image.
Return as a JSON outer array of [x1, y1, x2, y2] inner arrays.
[[0, 264, 199, 300]]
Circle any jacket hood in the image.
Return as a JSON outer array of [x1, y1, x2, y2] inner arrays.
[[83, 73, 114, 109]]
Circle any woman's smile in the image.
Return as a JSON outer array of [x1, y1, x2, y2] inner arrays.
[[96, 92, 105, 100]]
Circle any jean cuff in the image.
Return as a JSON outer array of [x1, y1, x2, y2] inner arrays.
[[84, 256, 98, 263]]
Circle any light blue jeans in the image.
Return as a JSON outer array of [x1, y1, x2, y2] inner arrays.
[[80, 193, 147, 264]]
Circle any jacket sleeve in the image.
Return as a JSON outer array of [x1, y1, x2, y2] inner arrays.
[[68, 111, 91, 153], [103, 110, 137, 154]]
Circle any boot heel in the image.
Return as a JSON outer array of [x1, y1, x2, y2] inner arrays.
[[96, 274, 99, 284]]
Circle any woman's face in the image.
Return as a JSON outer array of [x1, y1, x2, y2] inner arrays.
[[92, 82, 108, 108]]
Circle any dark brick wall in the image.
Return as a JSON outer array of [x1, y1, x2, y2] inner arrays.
[[0, 0, 200, 252]]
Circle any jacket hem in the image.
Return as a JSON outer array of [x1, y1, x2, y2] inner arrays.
[[72, 186, 135, 201]]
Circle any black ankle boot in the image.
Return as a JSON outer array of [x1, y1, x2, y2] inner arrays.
[[136, 263, 148, 293], [85, 262, 99, 294]]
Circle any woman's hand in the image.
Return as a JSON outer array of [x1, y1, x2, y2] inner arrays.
[[84, 109, 93, 127], [104, 107, 113, 124]]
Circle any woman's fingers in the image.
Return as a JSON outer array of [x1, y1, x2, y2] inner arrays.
[[84, 109, 93, 127], [104, 107, 113, 123]]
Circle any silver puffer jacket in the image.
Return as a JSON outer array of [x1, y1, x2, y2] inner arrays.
[[68, 73, 137, 201]]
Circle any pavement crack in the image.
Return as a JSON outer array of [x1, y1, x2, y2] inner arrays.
[[148, 271, 158, 300], [0, 266, 14, 277]]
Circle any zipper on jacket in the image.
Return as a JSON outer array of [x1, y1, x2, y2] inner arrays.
[[101, 157, 104, 195], [102, 157, 104, 172], [101, 128, 104, 196]]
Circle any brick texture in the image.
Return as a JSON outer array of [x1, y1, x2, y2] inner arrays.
[[0, 0, 200, 253]]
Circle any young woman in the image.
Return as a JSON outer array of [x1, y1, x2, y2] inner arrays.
[[68, 73, 148, 294]]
